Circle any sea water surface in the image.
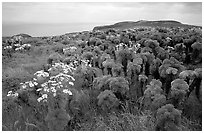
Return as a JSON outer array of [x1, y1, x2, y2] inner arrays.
[[2, 22, 107, 37]]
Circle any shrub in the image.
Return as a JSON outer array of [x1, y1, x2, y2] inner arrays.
[[51, 42, 66, 54], [156, 104, 182, 131], [142, 79, 164, 111], [97, 90, 120, 113], [47, 52, 63, 65], [23, 37, 47, 46]]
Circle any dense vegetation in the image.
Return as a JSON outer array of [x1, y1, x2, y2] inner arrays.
[[2, 25, 202, 131]]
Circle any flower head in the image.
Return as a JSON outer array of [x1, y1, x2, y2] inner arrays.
[[63, 89, 73, 95]]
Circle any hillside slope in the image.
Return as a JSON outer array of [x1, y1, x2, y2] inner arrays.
[[93, 20, 201, 31], [12, 33, 32, 38]]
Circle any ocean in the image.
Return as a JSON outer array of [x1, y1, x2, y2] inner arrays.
[[2, 22, 107, 37]]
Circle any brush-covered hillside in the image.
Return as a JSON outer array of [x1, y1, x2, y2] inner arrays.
[[2, 20, 202, 131]]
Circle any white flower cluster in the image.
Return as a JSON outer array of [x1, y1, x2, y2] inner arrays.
[[7, 80, 38, 99], [36, 73, 74, 101], [7, 91, 19, 97], [167, 46, 175, 53], [34, 70, 49, 78], [63, 46, 77, 55], [37, 93, 48, 102], [81, 59, 92, 67], [116, 43, 128, 51], [22, 44, 31, 47], [69, 60, 79, 68], [36, 63, 75, 102], [4, 46, 12, 50], [7, 62, 75, 103], [20, 81, 38, 89], [133, 43, 141, 53], [14, 44, 21, 47], [15, 47, 24, 51], [166, 37, 172, 41], [49, 62, 76, 74], [63, 89, 73, 95], [15, 43, 31, 51]]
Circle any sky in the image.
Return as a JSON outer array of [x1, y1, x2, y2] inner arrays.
[[2, 2, 202, 37]]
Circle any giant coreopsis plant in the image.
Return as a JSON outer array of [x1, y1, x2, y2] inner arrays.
[[159, 57, 185, 96], [169, 78, 189, 109], [97, 90, 120, 113], [115, 48, 133, 76], [156, 104, 182, 131], [142, 79, 165, 111]]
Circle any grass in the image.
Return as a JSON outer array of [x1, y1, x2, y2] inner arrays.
[[2, 96, 20, 130], [78, 108, 201, 131], [182, 90, 202, 128], [2, 67, 31, 79]]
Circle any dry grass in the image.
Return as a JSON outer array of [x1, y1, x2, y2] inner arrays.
[[2, 67, 32, 80]]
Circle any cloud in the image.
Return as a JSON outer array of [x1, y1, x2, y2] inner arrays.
[[3, 2, 202, 25]]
